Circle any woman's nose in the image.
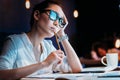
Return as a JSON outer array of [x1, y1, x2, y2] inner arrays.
[[53, 20, 59, 27]]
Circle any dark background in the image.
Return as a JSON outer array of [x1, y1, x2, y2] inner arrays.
[[73, 0, 120, 57], [0, 0, 120, 57]]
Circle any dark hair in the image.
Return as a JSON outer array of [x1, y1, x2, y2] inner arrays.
[[30, 0, 62, 27], [92, 41, 108, 56]]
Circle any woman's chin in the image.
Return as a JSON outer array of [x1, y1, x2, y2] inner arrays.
[[47, 32, 54, 38]]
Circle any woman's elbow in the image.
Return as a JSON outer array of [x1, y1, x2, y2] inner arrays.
[[72, 66, 83, 73]]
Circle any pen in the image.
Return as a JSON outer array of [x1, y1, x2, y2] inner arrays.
[[54, 32, 61, 50], [80, 71, 105, 73]]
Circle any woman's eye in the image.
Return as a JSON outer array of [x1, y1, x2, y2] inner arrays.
[[59, 18, 64, 24]]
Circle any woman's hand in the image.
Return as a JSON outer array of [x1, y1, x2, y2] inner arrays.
[[44, 50, 65, 66], [57, 13, 68, 36]]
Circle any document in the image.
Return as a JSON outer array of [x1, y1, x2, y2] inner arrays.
[[82, 66, 117, 73], [25, 66, 120, 80], [96, 71, 120, 77], [25, 71, 120, 80], [27, 73, 94, 79]]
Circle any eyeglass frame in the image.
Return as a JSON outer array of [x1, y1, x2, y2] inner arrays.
[[40, 9, 66, 28]]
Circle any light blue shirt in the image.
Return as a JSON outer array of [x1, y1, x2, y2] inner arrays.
[[0, 33, 71, 76]]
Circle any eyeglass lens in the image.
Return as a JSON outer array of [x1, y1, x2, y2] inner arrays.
[[49, 10, 65, 28]]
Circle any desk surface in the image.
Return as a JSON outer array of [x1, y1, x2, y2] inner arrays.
[[21, 67, 120, 80], [21, 73, 120, 80], [21, 77, 120, 80]]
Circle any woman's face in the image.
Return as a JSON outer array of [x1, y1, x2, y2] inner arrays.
[[35, 4, 65, 38], [98, 48, 106, 57]]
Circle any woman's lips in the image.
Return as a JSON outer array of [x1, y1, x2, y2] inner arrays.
[[50, 27, 55, 32]]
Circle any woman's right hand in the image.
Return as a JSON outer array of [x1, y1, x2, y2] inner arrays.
[[44, 50, 65, 66]]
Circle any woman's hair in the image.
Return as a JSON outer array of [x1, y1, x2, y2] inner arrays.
[[92, 41, 108, 56], [30, 0, 62, 27]]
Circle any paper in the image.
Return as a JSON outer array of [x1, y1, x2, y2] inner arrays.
[[82, 66, 117, 72], [27, 73, 94, 79], [96, 71, 120, 77], [25, 71, 120, 80], [26, 66, 120, 79]]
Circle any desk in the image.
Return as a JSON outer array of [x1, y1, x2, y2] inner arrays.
[[21, 77, 120, 80], [21, 73, 120, 80], [21, 67, 120, 80]]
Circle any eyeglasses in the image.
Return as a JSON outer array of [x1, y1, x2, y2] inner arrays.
[[41, 9, 66, 28]]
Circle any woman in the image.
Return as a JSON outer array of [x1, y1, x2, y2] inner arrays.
[[91, 41, 107, 60], [0, 0, 83, 80]]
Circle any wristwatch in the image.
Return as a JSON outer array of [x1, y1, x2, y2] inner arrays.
[[58, 34, 69, 42]]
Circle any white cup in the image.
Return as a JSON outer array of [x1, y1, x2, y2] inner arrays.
[[101, 53, 118, 67]]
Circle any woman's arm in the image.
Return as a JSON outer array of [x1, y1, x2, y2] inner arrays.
[[0, 61, 48, 80], [58, 34, 83, 73], [91, 50, 101, 60], [0, 49, 64, 80], [57, 12, 83, 73]]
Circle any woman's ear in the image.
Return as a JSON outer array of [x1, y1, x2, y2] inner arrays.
[[33, 10, 40, 21]]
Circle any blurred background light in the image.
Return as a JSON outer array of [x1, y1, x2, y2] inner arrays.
[[115, 39, 120, 48], [73, 10, 78, 18], [25, 0, 30, 9]]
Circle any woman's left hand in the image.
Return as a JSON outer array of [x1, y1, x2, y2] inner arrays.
[[57, 13, 68, 36]]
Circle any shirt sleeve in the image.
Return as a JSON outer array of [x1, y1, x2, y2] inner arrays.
[[0, 38, 18, 70]]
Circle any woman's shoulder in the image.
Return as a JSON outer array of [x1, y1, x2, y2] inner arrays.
[[8, 33, 24, 38], [6, 33, 27, 45], [7, 33, 27, 41]]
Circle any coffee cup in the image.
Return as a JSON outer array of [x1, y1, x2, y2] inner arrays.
[[101, 53, 118, 68]]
